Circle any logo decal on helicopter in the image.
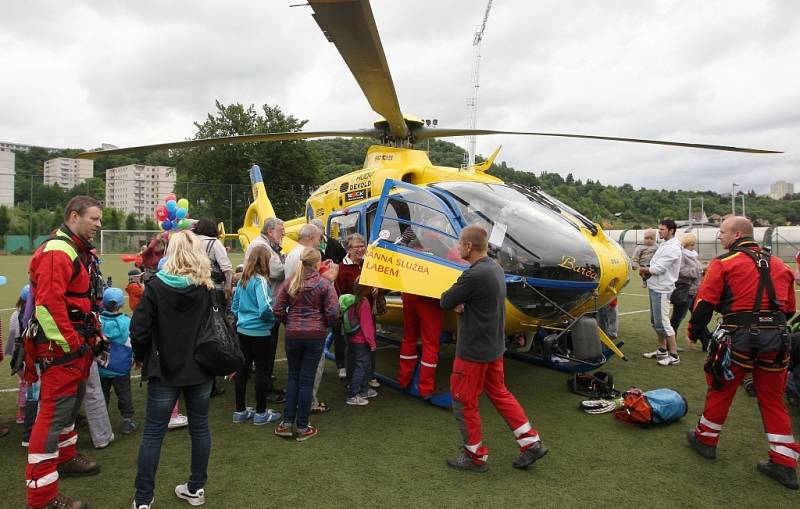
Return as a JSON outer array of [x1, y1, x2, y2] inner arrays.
[[558, 255, 599, 280], [345, 190, 367, 202]]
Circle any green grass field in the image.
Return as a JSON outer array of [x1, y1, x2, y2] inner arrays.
[[1, 255, 798, 508]]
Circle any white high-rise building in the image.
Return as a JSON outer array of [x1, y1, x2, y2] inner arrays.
[[105, 165, 176, 219], [43, 158, 94, 189], [769, 181, 794, 200], [0, 149, 14, 207]]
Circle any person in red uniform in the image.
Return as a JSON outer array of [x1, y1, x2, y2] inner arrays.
[[440, 225, 547, 472], [687, 216, 798, 490], [25, 196, 105, 509], [397, 292, 443, 399], [396, 232, 444, 398]]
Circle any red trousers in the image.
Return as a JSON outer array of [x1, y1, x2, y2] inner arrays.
[[692, 352, 800, 468], [397, 294, 443, 397], [450, 356, 540, 464], [26, 351, 91, 508]]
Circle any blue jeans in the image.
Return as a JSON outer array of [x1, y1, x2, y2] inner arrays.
[[283, 339, 324, 430], [134, 379, 213, 505], [348, 343, 372, 398]]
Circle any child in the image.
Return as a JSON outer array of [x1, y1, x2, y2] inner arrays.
[[345, 281, 378, 406], [98, 287, 138, 435], [125, 269, 144, 313], [6, 285, 30, 425], [272, 247, 339, 441], [231, 246, 282, 425]]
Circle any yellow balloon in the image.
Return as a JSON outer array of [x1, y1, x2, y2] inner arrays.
[[177, 198, 189, 210]]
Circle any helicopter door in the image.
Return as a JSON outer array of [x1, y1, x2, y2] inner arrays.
[[359, 179, 467, 299]]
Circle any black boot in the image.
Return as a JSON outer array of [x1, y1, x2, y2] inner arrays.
[[757, 460, 799, 490], [686, 428, 716, 459], [513, 442, 549, 469]]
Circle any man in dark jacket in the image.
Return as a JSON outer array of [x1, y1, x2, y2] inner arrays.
[[440, 225, 548, 472]]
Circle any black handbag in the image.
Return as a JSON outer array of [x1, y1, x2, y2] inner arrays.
[[670, 282, 691, 306], [194, 290, 244, 376]]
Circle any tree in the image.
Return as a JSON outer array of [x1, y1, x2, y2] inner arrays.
[[178, 102, 320, 224], [125, 213, 138, 230], [0, 205, 10, 236]]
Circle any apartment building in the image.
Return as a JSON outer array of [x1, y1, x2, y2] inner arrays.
[[43, 157, 94, 189], [105, 165, 176, 219]]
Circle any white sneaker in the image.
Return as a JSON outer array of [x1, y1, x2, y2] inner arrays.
[[132, 497, 154, 509], [94, 432, 115, 449], [346, 395, 369, 406], [643, 349, 668, 359], [175, 483, 205, 506], [338, 368, 347, 380], [369, 378, 381, 388], [364, 388, 378, 398], [168, 414, 189, 429], [657, 355, 681, 366]]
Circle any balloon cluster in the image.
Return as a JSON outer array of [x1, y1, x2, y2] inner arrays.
[[155, 193, 190, 231]]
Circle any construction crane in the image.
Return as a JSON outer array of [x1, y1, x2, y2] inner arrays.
[[464, 0, 493, 170]]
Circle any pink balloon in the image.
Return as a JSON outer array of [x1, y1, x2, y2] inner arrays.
[[164, 193, 177, 203]]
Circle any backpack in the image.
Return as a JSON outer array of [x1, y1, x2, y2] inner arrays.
[[205, 239, 226, 285], [97, 341, 133, 374], [613, 387, 688, 425], [567, 371, 619, 399], [339, 294, 361, 335], [194, 290, 245, 376]]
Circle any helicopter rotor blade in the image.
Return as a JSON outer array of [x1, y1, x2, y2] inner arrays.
[[413, 127, 781, 154], [76, 129, 384, 159], [309, 0, 409, 141]]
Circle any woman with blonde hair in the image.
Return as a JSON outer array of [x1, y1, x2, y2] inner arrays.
[[130, 230, 215, 509], [231, 245, 282, 425], [272, 247, 339, 441], [671, 233, 704, 350]]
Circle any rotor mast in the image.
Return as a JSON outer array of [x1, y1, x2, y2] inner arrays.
[[465, 0, 493, 170]]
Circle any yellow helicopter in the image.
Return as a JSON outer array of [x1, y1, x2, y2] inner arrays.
[[79, 0, 778, 403]]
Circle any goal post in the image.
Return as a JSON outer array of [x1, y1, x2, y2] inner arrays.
[[100, 230, 161, 256]]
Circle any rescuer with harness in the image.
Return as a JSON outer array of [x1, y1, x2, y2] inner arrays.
[[24, 196, 106, 509], [686, 216, 799, 490]]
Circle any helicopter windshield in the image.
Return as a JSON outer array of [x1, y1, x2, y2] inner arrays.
[[374, 186, 465, 265], [431, 181, 601, 319]]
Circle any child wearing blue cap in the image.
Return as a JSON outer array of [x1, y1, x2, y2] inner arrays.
[[99, 287, 138, 435]]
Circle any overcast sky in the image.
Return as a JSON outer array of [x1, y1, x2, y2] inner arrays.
[[1, 0, 798, 195]]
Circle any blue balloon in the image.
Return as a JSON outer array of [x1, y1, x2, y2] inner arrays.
[[176, 207, 187, 219], [168, 208, 177, 220], [0, 275, 7, 286], [166, 200, 177, 212], [161, 220, 173, 230]]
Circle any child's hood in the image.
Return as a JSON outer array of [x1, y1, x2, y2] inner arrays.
[[99, 311, 130, 343]]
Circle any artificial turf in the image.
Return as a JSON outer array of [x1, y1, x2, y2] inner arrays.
[[0, 255, 798, 507]]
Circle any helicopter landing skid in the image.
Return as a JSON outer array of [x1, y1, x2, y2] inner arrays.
[[323, 331, 453, 409], [504, 340, 625, 374]]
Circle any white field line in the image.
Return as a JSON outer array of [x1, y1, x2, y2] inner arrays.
[[619, 308, 650, 316]]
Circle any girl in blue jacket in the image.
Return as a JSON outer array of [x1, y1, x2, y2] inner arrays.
[[231, 245, 282, 425]]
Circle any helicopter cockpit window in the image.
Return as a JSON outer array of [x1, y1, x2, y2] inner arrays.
[[329, 212, 360, 243], [378, 189, 462, 263]]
